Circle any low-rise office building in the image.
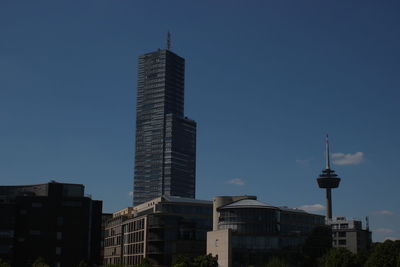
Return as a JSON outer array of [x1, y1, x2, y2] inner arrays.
[[103, 196, 212, 267], [0, 181, 102, 267], [207, 196, 325, 267], [327, 216, 371, 254]]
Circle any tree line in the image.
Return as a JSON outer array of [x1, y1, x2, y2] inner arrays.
[[256, 239, 400, 267], [1, 238, 399, 267]]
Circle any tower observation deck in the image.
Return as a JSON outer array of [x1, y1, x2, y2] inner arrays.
[[316, 135, 341, 219]]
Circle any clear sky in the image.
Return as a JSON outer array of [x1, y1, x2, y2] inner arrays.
[[1, 1, 399, 242]]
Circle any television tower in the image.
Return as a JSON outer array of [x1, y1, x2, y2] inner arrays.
[[316, 135, 341, 220]]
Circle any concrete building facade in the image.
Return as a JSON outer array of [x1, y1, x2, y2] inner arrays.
[[103, 196, 212, 267], [327, 217, 372, 254], [207, 196, 325, 267]]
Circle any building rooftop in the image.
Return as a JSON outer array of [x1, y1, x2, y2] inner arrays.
[[220, 199, 278, 209], [111, 196, 212, 218], [278, 206, 308, 213], [161, 195, 212, 205]]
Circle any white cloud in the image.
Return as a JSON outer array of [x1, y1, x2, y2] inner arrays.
[[374, 228, 395, 234], [298, 204, 325, 213], [372, 210, 394, 215], [332, 152, 364, 165], [227, 178, 245, 186]]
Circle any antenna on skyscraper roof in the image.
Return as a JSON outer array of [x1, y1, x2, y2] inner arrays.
[[166, 31, 171, 50]]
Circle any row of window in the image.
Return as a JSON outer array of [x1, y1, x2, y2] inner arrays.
[[123, 231, 145, 243], [122, 255, 144, 266], [333, 231, 347, 237], [333, 239, 347, 245], [331, 223, 349, 229], [123, 243, 144, 255], [104, 235, 122, 247], [123, 219, 145, 233]]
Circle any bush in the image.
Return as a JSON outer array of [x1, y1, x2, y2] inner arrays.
[[365, 240, 400, 267], [0, 259, 11, 267], [32, 257, 50, 267], [265, 257, 289, 267], [322, 248, 358, 267], [77, 260, 89, 267]]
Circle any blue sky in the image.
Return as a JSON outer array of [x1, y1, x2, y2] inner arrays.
[[1, 1, 400, 242]]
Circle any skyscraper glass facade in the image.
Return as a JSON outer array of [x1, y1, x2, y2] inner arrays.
[[133, 49, 196, 205]]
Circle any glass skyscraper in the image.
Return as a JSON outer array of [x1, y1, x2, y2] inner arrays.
[[133, 49, 196, 205]]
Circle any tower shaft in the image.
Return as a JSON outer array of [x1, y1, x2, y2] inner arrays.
[[326, 188, 332, 219]]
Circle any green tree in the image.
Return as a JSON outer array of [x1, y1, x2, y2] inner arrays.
[[32, 257, 50, 267], [136, 258, 154, 267], [300, 225, 332, 267], [192, 254, 218, 267], [302, 225, 332, 259], [265, 257, 289, 267], [355, 249, 369, 267], [173, 255, 192, 267], [365, 240, 400, 267], [397, 252, 400, 267], [0, 259, 11, 267], [77, 260, 89, 267], [322, 248, 358, 267]]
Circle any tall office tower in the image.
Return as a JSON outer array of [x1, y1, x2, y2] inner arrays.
[[133, 42, 196, 205]]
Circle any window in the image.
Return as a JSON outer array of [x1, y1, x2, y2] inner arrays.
[[29, 230, 40, 235], [0, 231, 14, 238], [32, 202, 43, 208], [57, 216, 63, 226], [338, 231, 346, 237], [56, 247, 62, 255], [339, 240, 346, 245], [56, 232, 62, 240], [62, 201, 82, 207]]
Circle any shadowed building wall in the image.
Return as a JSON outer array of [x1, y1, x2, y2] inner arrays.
[[0, 182, 102, 267]]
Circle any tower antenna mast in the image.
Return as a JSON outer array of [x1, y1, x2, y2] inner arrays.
[[166, 31, 171, 50], [326, 134, 331, 169]]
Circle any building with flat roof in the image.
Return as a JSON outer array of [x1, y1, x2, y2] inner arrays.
[[133, 44, 196, 205], [0, 181, 102, 267], [327, 217, 371, 254], [207, 196, 325, 267], [103, 196, 212, 267]]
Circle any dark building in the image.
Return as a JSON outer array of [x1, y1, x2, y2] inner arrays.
[[0, 182, 102, 267], [101, 213, 113, 263], [103, 196, 212, 267], [133, 46, 196, 205], [207, 196, 325, 267]]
